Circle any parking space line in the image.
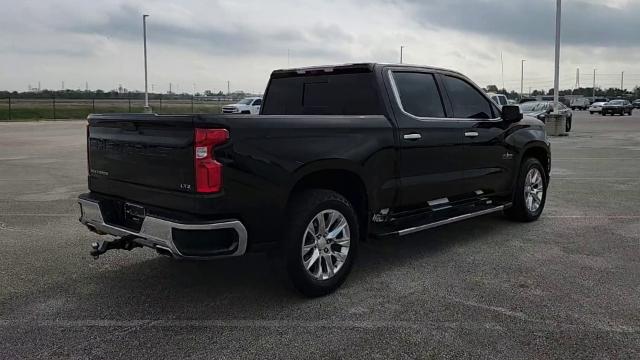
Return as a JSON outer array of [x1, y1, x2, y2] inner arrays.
[[552, 178, 638, 180], [0, 213, 75, 217], [0, 319, 636, 333], [554, 158, 640, 160], [546, 215, 640, 218]]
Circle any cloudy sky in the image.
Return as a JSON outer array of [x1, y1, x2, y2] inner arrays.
[[1, 0, 639, 93]]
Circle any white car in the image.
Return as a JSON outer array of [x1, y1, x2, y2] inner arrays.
[[222, 97, 262, 114], [487, 93, 508, 107], [589, 102, 606, 114], [570, 98, 591, 110]]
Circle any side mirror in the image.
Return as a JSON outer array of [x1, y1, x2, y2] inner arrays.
[[501, 105, 522, 123]]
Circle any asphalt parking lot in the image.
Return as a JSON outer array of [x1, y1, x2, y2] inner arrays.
[[1, 112, 639, 358]]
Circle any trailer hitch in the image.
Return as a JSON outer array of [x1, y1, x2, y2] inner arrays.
[[90, 235, 142, 259]]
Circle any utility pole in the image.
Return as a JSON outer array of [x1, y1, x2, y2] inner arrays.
[[169, 83, 172, 94], [400, 46, 405, 64], [575, 68, 580, 89], [61, 81, 64, 90], [520, 59, 526, 99], [500, 52, 505, 91], [621, 71, 624, 92], [592, 69, 596, 100], [552, 0, 561, 113], [227, 80, 230, 96], [85, 81, 89, 91], [143, 14, 151, 113]]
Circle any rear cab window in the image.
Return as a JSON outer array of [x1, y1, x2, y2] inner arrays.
[[261, 72, 382, 115]]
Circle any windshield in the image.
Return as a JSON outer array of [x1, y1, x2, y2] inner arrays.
[[519, 102, 548, 112], [237, 98, 255, 105], [608, 100, 624, 105]]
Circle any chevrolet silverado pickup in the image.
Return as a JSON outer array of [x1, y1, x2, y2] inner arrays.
[[79, 63, 551, 297]]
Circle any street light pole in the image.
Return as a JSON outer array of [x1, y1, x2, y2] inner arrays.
[[400, 46, 404, 64], [520, 59, 526, 99], [143, 14, 151, 113], [500, 51, 505, 91], [592, 68, 596, 100], [552, 0, 561, 113]]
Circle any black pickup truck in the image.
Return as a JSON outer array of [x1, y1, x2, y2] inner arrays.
[[79, 63, 550, 296]]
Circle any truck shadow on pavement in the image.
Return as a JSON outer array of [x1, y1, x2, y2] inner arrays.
[[7, 214, 525, 320]]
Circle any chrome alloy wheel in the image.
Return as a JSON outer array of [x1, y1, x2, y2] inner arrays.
[[524, 168, 544, 213], [301, 209, 351, 281]]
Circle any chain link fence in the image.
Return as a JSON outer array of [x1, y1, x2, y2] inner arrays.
[[0, 96, 236, 120]]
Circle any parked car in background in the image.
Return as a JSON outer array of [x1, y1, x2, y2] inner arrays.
[[632, 99, 640, 109], [221, 97, 262, 114], [602, 100, 634, 116], [488, 93, 508, 107], [570, 98, 590, 110], [519, 101, 572, 132], [589, 102, 606, 114], [519, 97, 537, 104], [507, 99, 517, 105], [593, 97, 609, 103]]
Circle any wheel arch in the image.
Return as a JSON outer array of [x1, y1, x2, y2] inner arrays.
[[288, 162, 370, 238], [520, 143, 551, 181]]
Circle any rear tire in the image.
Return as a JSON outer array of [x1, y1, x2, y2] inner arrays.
[[505, 157, 547, 222], [283, 189, 359, 297]]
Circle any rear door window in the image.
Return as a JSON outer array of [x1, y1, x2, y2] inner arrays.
[[392, 72, 445, 118], [443, 76, 494, 119]]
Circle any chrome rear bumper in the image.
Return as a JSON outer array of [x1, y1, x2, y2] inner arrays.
[[78, 198, 247, 259]]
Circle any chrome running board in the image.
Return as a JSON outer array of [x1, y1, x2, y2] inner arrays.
[[395, 204, 509, 237]]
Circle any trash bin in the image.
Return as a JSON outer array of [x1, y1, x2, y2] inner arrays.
[[545, 113, 567, 136]]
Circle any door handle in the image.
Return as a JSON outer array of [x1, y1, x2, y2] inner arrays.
[[464, 131, 479, 138], [403, 133, 422, 141]]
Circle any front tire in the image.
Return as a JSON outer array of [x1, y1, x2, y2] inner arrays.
[[565, 117, 572, 132], [505, 158, 547, 222], [284, 189, 359, 297]]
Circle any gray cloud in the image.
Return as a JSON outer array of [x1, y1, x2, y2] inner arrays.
[[65, 3, 351, 58], [394, 0, 640, 48]]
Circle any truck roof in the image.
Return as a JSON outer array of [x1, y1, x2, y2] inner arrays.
[[270, 63, 465, 79]]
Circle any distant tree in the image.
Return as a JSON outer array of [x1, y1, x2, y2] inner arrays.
[[486, 85, 499, 93]]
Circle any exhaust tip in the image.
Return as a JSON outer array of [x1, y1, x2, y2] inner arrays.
[[155, 245, 174, 257], [86, 223, 107, 235]]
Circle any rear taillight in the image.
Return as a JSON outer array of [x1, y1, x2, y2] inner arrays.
[[194, 128, 229, 193]]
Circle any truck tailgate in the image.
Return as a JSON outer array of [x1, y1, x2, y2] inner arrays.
[[88, 114, 195, 193]]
